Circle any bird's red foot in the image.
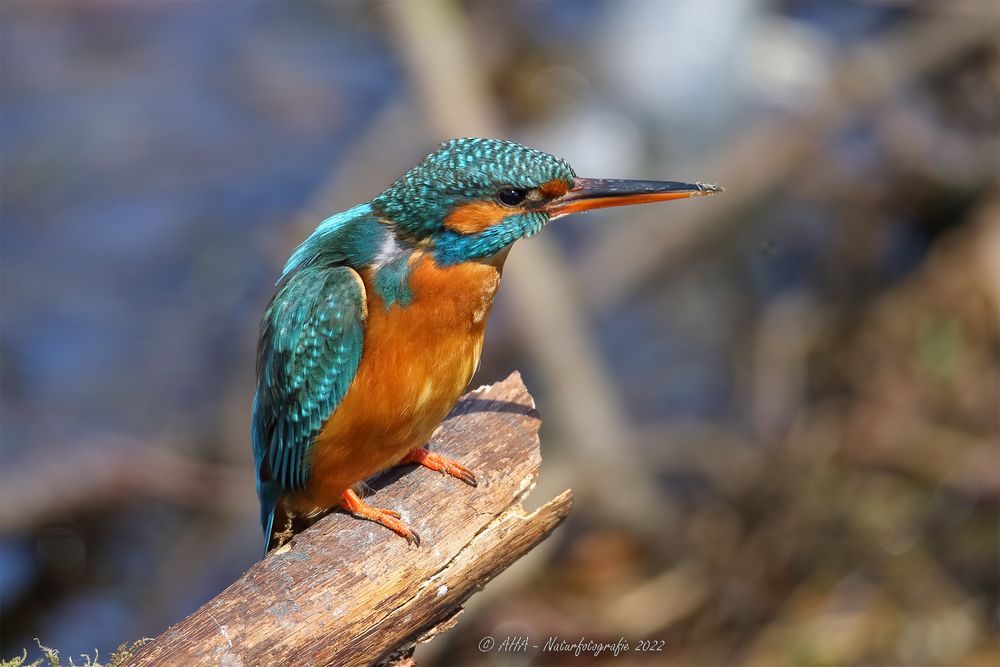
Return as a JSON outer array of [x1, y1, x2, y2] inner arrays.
[[338, 489, 420, 545], [399, 448, 478, 487]]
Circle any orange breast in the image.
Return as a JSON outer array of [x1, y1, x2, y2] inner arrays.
[[290, 251, 501, 513]]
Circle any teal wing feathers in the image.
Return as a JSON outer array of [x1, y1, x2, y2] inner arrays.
[[252, 265, 366, 551]]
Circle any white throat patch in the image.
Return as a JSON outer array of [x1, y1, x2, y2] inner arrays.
[[372, 229, 404, 270]]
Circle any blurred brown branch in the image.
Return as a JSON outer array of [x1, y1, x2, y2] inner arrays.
[[382, 0, 678, 542], [577, 10, 999, 311], [0, 438, 252, 534]]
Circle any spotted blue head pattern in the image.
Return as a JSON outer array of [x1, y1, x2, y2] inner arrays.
[[373, 138, 576, 264]]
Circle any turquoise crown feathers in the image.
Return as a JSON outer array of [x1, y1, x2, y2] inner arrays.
[[372, 138, 576, 238]]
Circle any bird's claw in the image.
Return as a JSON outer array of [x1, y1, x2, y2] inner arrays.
[[400, 448, 478, 487], [339, 489, 419, 546]]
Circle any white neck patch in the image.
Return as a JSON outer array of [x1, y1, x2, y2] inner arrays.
[[372, 228, 405, 270]]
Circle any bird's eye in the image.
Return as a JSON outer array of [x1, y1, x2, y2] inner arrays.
[[496, 188, 527, 207]]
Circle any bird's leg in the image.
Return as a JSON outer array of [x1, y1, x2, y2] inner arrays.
[[338, 489, 420, 546], [399, 448, 478, 487]]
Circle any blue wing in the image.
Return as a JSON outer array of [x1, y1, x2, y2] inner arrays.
[[252, 265, 366, 552]]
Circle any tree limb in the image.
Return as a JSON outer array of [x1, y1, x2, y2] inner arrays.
[[128, 373, 572, 667]]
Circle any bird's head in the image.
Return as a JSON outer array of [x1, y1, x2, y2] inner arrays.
[[372, 137, 721, 266]]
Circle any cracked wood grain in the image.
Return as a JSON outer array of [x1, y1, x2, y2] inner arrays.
[[128, 372, 573, 667]]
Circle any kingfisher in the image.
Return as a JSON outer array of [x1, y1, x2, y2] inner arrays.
[[253, 138, 721, 554]]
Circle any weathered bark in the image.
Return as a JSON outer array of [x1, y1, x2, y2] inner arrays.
[[129, 373, 572, 666]]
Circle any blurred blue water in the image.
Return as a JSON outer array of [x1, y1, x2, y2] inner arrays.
[[1, 1, 401, 453], [1, 1, 401, 657]]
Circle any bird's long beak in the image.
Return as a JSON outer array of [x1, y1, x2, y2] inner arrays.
[[546, 178, 723, 220]]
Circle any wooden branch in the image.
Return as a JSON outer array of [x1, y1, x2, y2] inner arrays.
[[128, 373, 572, 667], [0, 438, 250, 534]]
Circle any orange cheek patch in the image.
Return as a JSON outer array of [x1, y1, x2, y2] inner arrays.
[[538, 179, 570, 198], [443, 201, 510, 235]]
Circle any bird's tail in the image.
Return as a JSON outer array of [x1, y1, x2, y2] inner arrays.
[[259, 482, 279, 557]]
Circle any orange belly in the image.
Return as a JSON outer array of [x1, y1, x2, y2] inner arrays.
[[289, 251, 501, 514]]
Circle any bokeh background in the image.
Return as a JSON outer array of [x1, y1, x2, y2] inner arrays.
[[1, 1, 998, 665]]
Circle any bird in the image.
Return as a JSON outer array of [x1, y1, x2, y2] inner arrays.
[[253, 137, 722, 554]]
